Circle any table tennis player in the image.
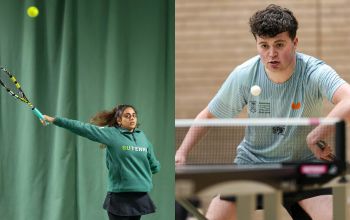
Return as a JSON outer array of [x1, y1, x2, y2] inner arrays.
[[176, 4, 350, 220]]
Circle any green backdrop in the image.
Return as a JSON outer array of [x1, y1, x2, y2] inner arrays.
[[0, 0, 174, 220]]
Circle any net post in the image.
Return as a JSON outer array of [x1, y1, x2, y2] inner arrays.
[[335, 120, 346, 170]]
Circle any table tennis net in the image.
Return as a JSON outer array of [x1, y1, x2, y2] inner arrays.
[[176, 118, 344, 165]]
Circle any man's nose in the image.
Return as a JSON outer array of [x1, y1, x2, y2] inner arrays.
[[268, 47, 277, 57]]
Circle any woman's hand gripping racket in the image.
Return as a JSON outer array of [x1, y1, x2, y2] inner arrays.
[[0, 67, 48, 125]]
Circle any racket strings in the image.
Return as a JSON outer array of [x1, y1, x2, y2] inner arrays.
[[0, 68, 30, 103], [0, 67, 45, 122]]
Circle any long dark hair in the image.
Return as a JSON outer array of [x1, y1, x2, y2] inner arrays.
[[90, 104, 138, 148]]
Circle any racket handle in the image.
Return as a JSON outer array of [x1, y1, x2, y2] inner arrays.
[[32, 108, 48, 125]]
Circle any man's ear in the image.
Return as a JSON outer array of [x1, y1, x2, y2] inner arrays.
[[293, 36, 298, 49]]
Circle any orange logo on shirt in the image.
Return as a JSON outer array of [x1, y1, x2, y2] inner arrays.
[[291, 102, 301, 110]]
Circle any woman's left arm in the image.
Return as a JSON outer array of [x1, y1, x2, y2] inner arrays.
[[147, 141, 161, 174]]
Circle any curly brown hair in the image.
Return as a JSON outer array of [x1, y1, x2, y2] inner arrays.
[[249, 4, 298, 40]]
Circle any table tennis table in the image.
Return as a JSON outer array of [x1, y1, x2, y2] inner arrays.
[[176, 119, 348, 220], [176, 163, 349, 220]]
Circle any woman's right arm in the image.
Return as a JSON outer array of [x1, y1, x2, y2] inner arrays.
[[42, 115, 112, 145], [175, 107, 216, 165]]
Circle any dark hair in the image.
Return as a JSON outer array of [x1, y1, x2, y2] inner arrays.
[[249, 4, 298, 40], [90, 104, 138, 148], [90, 104, 138, 127]]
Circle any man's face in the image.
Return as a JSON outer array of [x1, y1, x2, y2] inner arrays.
[[256, 32, 298, 74]]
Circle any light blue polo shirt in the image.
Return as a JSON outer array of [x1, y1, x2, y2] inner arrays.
[[208, 53, 345, 164]]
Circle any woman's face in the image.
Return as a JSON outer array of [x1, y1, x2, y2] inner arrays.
[[117, 107, 137, 131]]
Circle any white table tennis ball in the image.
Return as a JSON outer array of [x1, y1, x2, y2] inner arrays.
[[250, 85, 261, 96]]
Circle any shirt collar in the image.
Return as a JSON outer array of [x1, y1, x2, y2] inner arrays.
[[117, 126, 141, 133]]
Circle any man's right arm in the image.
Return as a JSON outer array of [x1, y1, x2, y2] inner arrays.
[[175, 106, 216, 164]]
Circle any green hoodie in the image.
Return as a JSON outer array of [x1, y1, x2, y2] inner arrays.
[[53, 117, 160, 192]]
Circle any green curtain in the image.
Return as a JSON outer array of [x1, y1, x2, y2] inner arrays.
[[0, 0, 174, 220]]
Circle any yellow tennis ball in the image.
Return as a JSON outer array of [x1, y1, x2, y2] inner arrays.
[[27, 6, 39, 18]]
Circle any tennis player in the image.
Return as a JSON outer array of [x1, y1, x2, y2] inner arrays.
[[42, 104, 160, 220], [175, 4, 350, 220]]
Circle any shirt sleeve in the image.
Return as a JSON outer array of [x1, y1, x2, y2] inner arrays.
[[146, 141, 161, 174], [208, 69, 248, 118], [53, 117, 112, 145], [309, 63, 346, 103]]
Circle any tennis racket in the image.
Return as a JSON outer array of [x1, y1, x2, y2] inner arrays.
[[0, 67, 47, 124]]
